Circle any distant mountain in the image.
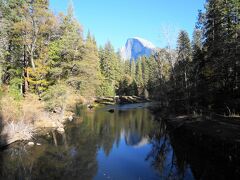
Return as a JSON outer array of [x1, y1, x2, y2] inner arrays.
[[120, 37, 156, 61]]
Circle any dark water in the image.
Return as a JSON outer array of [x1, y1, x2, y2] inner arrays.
[[0, 103, 238, 180]]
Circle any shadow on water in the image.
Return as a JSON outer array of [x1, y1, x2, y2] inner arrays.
[[146, 117, 240, 180], [0, 112, 13, 179], [168, 126, 240, 180], [0, 104, 239, 179]]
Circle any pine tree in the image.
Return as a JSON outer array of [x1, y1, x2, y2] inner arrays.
[[130, 60, 136, 80], [174, 30, 192, 111], [203, 0, 240, 110], [191, 27, 205, 107], [135, 58, 144, 95], [141, 57, 150, 88], [99, 41, 121, 96], [77, 32, 101, 98]]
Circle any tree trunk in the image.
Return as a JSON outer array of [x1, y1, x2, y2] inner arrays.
[[24, 68, 29, 94], [23, 45, 29, 94]]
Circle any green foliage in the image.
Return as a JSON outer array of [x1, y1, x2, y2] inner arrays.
[[117, 75, 138, 96], [9, 78, 23, 101], [42, 82, 71, 111], [0, 0, 239, 114], [99, 42, 122, 96], [97, 80, 115, 97]]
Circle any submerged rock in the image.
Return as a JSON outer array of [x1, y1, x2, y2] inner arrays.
[[28, 142, 34, 146], [108, 109, 115, 113]]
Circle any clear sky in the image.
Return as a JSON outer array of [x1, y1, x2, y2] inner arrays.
[[49, 0, 205, 50]]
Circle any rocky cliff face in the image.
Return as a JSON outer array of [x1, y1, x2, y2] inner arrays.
[[120, 37, 156, 61]]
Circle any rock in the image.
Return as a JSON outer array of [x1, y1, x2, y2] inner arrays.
[[57, 127, 65, 133], [108, 109, 115, 113], [53, 107, 62, 114], [87, 104, 94, 109], [28, 142, 34, 146], [68, 115, 73, 122]]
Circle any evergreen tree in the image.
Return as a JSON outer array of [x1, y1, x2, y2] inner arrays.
[[78, 32, 101, 98], [174, 30, 192, 111], [135, 58, 144, 95], [203, 0, 240, 110], [191, 28, 205, 107], [99, 41, 121, 96], [130, 60, 136, 80]]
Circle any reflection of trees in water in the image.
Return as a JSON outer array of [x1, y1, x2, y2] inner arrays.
[[146, 119, 240, 180], [146, 120, 191, 179], [91, 108, 155, 153], [0, 146, 33, 179], [170, 127, 240, 180], [0, 106, 157, 179]]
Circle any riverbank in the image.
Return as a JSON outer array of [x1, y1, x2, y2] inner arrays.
[[168, 120, 240, 179], [150, 103, 240, 144], [165, 115, 240, 143], [95, 96, 151, 105], [0, 92, 77, 149], [151, 108, 240, 178], [0, 94, 151, 149], [0, 110, 75, 149]]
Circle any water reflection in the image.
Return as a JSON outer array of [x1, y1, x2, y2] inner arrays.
[[0, 104, 238, 179]]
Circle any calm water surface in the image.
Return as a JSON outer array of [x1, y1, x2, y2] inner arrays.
[[0, 103, 238, 179]]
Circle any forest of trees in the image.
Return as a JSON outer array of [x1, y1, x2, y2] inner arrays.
[[0, 0, 239, 115], [170, 0, 240, 114]]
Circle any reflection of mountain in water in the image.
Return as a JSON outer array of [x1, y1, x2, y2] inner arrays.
[[0, 105, 157, 179], [0, 104, 237, 179], [125, 131, 149, 147]]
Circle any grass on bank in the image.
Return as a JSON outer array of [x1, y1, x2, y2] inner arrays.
[[0, 83, 83, 146]]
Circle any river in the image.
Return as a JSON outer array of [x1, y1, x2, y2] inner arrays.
[[0, 103, 238, 179]]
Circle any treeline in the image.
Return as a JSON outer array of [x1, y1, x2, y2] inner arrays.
[[0, 0, 239, 114], [157, 0, 240, 114], [0, 0, 161, 101], [0, 0, 101, 101], [0, 0, 164, 102], [117, 0, 240, 114]]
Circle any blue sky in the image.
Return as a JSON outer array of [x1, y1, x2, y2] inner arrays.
[[49, 0, 205, 50]]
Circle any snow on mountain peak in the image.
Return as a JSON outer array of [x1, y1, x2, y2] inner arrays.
[[120, 37, 156, 61], [132, 37, 156, 49]]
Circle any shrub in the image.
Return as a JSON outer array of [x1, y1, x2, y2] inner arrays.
[[1, 121, 35, 146], [42, 82, 79, 112]]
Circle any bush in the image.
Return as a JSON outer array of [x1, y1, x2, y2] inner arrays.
[[9, 78, 23, 101], [1, 121, 35, 146], [42, 82, 80, 112]]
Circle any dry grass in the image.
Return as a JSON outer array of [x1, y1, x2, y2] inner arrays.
[[228, 113, 240, 118], [1, 121, 35, 146], [0, 95, 22, 123], [0, 93, 44, 146], [0, 93, 45, 124], [21, 94, 45, 123], [0, 88, 80, 146]]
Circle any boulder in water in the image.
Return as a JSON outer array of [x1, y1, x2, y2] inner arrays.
[[108, 109, 115, 113]]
